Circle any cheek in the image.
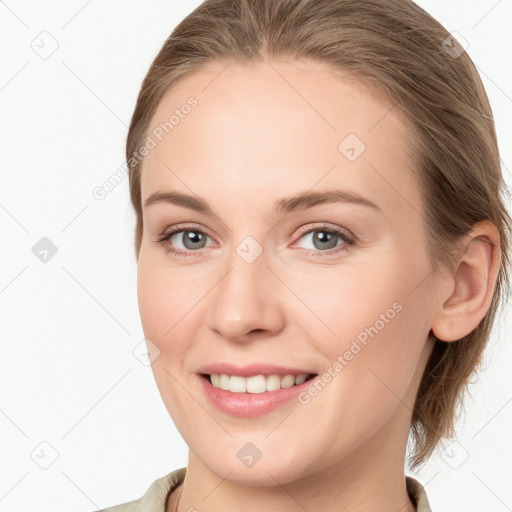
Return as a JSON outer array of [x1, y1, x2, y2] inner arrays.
[[136, 254, 211, 399], [294, 255, 430, 415], [137, 258, 200, 421], [284, 257, 406, 349], [295, 239, 431, 356], [136, 254, 197, 343], [137, 263, 169, 342]]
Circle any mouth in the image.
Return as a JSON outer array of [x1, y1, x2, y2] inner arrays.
[[197, 369, 319, 417], [195, 363, 319, 416], [200, 372, 317, 393]]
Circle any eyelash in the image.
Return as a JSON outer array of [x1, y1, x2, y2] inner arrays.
[[155, 223, 356, 258]]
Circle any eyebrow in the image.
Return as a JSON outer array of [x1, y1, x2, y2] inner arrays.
[[143, 189, 381, 215]]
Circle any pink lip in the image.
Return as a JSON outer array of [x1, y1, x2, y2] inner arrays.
[[198, 375, 316, 417], [196, 364, 318, 417], [197, 362, 315, 377]]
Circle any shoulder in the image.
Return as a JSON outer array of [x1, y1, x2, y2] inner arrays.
[[90, 467, 187, 512], [406, 475, 432, 512]]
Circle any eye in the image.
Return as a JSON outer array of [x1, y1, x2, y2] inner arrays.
[[292, 224, 355, 256], [155, 224, 215, 258], [155, 222, 356, 258]]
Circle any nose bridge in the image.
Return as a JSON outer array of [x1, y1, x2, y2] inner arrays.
[[207, 238, 283, 340]]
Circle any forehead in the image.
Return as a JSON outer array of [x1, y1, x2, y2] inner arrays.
[[140, 59, 421, 220]]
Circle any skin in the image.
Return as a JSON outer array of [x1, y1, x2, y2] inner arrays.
[[136, 58, 500, 512]]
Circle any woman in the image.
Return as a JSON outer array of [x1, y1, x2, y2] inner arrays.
[[95, 0, 510, 510]]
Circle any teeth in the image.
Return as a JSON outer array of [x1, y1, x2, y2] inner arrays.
[[281, 375, 295, 388], [246, 375, 266, 393], [209, 373, 311, 393], [210, 374, 220, 387], [266, 374, 281, 392], [219, 374, 230, 391], [294, 374, 307, 385], [230, 375, 246, 392]]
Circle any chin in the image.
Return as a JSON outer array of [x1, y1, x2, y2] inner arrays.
[[191, 437, 319, 487]]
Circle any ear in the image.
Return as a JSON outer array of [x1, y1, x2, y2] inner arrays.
[[431, 220, 501, 342]]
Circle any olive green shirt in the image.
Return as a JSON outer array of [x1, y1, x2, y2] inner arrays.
[[95, 467, 432, 511]]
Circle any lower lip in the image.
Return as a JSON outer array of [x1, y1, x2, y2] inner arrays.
[[199, 374, 317, 417]]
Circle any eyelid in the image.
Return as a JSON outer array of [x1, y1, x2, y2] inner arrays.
[[157, 222, 352, 241], [157, 222, 216, 241], [156, 221, 355, 257], [293, 222, 355, 242]]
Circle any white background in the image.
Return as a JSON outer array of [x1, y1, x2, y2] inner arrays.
[[0, 1, 511, 510]]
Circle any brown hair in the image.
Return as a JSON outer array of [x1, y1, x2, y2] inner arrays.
[[126, 0, 511, 470]]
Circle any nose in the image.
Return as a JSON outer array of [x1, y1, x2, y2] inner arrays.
[[206, 245, 285, 343]]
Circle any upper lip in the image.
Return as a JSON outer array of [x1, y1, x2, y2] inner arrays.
[[197, 363, 317, 377]]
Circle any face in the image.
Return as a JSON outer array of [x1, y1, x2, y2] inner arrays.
[[137, 59, 437, 485]]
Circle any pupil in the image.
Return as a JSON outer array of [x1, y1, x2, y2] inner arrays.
[[314, 231, 337, 250], [185, 231, 204, 249]]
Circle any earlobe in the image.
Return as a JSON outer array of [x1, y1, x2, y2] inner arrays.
[[431, 220, 500, 343]]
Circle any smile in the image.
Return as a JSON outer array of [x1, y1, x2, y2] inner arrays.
[[197, 366, 319, 417], [207, 373, 315, 393]]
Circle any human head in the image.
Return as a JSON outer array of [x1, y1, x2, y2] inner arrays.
[[126, 0, 510, 471]]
